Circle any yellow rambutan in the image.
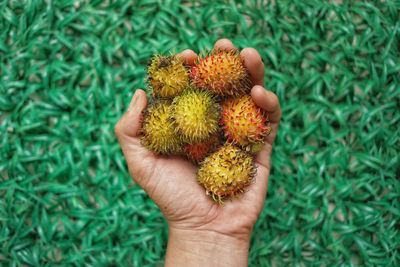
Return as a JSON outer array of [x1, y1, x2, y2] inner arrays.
[[148, 55, 189, 98], [197, 143, 256, 203], [140, 101, 182, 154], [172, 89, 220, 142]]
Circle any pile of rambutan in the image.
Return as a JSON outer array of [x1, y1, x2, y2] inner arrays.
[[141, 50, 271, 203]]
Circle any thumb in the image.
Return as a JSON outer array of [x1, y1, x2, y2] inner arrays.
[[115, 89, 151, 180], [115, 89, 148, 139]]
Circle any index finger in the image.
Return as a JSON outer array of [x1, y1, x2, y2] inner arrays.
[[177, 49, 198, 66], [240, 48, 264, 86], [251, 85, 281, 123], [214, 38, 236, 51]]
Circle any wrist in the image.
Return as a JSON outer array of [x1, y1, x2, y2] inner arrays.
[[165, 227, 250, 267]]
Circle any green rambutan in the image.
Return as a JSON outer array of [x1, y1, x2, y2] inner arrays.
[[172, 89, 220, 142], [197, 143, 256, 203], [190, 50, 251, 96], [221, 95, 271, 151], [148, 55, 189, 98], [140, 101, 182, 154]]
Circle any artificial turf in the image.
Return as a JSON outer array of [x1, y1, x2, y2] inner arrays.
[[1, 0, 399, 266]]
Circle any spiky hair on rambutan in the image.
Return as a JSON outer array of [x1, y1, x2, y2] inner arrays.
[[172, 88, 220, 142], [140, 101, 183, 155], [197, 143, 256, 203], [147, 55, 189, 98], [190, 50, 251, 96], [184, 134, 221, 164], [221, 95, 271, 152]]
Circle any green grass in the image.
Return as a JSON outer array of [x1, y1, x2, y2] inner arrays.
[[1, 0, 399, 266]]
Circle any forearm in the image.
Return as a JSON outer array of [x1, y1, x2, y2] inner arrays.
[[165, 227, 250, 267]]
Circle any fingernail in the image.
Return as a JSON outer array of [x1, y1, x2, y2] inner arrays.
[[254, 85, 265, 91], [127, 91, 139, 112]]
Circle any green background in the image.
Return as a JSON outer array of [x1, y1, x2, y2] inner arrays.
[[1, 0, 399, 266]]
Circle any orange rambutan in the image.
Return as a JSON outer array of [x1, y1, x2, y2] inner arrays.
[[191, 50, 251, 96], [184, 134, 221, 164], [221, 95, 271, 152]]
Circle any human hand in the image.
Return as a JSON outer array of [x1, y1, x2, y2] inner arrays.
[[115, 39, 281, 266]]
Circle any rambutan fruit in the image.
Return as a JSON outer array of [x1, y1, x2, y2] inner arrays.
[[184, 134, 221, 164], [147, 55, 189, 98], [191, 50, 251, 96], [221, 95, 271, 151], [140, 102, 182, 154], [172, 89, 220, 142], [197, 143, 256, 203]]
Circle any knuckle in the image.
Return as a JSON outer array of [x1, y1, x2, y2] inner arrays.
[[114, 120, 123, 136], [217, 38, 230, 44]]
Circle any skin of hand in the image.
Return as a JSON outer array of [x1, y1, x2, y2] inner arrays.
[[115, 39, 282, 267]]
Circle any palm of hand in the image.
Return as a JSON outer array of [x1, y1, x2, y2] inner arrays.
[[121, 133, 273, 238]]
